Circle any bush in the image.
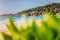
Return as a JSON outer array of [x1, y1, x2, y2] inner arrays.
[[0, 15, 60, 40]]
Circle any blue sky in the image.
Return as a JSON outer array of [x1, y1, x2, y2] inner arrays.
[[0, 0, 60, 14]]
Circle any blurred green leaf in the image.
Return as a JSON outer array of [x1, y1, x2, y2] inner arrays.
[[1, 32, 12, 40], [1, 15, 60, 40]]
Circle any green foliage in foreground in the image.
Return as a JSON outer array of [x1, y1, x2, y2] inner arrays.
[[0, 15, 60, 40]]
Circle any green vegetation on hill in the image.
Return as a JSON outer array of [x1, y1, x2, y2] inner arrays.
[[1, 3, 60, 16], [17, 3, 60, 16]]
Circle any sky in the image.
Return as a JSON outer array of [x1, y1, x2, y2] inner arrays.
[[0, 0, 60, 14]]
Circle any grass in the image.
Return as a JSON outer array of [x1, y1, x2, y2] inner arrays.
[[0, 14, 60, 40]]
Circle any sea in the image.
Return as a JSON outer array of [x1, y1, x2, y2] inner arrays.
[[0, 16, 44, 24]]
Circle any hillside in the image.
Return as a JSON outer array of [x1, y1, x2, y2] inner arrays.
[[0, 3, 60, 16], [17, 3, 60, 16]]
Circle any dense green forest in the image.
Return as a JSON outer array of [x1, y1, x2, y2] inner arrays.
[[17, 3, 60, 16]]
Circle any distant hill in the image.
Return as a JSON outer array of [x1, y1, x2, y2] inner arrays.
[[17, 3, 60, 16], [1, 3, 60, 16]]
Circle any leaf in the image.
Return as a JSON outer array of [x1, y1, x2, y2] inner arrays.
[[6, 16, 20, 34], [1, 32, 12, 40]]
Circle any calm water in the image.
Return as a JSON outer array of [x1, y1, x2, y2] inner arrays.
[[0, 16, 44, 23]]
